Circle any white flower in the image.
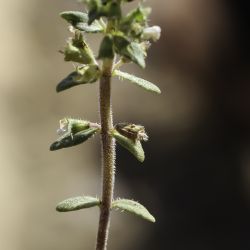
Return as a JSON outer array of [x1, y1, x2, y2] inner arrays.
[[142, 26, 161, 42], [138, 129, 149, 142], [57, 118, 69, 136], [68, 25, 75, 33]]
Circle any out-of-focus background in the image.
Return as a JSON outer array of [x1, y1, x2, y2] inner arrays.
[[0, 0, 250, 249]]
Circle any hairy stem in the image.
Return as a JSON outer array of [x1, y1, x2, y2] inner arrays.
[[96, 58, 115, 250]]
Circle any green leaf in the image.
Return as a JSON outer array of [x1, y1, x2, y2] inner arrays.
[[126, 42, 146, 68], [60, 11, 88, 24], [113, 34, 130, 49], [57, 71, 83, 92], [112, 199, 155, 223], [75, 21, 103, 33], [60, 11, 103, 33], [98, 35, 114, 59], [113, 35, 146, 68], [50, 128, 98, 151], [112, 129, 145, 162], [57, 65, 101, 92], [113, 70, 161, 94], [87, 0, 102, 25], [56, 196, 100, 212]]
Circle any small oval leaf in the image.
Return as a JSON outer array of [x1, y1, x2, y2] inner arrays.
[[56, 196, 100, 212], [60, 11, 88, 25], [112, 130, 145, 162], [114, 70, 161, 94], [57, 71, 83, 92], [50, 128, 98, 151], [112, 199, 155, 223]]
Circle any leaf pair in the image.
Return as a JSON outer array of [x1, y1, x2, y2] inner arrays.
[[57, 67, 161, 94], [56, 196, 155, 223]]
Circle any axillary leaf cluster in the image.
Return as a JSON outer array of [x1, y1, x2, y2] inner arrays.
[[50, 0, 161, 249]]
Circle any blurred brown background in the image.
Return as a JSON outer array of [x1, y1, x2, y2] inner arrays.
[[0, 0, 250, 249]]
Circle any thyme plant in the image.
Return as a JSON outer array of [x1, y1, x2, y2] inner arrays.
[[50, 0, 161, 249]]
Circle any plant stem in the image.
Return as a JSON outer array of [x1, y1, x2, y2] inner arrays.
[[96, 58, 115, 250]]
